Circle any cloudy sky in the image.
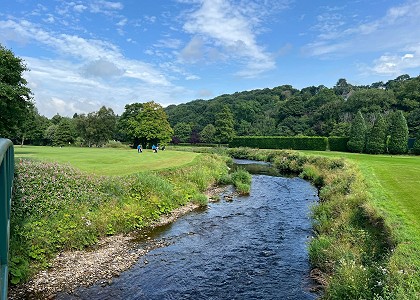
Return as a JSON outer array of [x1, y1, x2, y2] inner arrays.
[[1, 0, 420, 117]]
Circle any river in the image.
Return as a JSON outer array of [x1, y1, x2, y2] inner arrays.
[[57, 161, 319, 300]]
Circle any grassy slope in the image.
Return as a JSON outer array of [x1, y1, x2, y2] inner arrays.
[[303, 151, 420, 233], [14, 146, 198, 176], [304, 150, 420, 296]]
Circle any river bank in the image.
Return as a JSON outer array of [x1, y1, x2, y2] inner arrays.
[[9, 186, 229, 299]]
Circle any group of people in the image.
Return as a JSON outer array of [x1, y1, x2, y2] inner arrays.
[[137, 144, 165, 153]]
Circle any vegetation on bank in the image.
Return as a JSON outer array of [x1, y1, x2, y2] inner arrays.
[[9, 152, 231, 284], [178, 146, 419, 299]]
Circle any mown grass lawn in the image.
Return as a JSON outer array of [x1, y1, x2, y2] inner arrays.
[[14, 146, 199, 176], [303, 151, 420, 231]]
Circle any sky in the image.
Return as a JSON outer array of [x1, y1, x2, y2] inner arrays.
[[1, 0, 420, 118]]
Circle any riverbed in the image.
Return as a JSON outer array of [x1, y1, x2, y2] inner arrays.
[[57, 170, 319, 299]]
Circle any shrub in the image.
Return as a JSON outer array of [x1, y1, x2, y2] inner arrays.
[[229, 136, 327, 151], [103, 140, 129, 148], [328, 137, 349, 152], [231, 168, 252, 195]]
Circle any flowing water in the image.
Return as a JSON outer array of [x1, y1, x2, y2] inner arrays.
[[57, 161, 319, 300]]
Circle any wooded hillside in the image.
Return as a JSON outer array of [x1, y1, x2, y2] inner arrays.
[[165, 75, 420, 141]]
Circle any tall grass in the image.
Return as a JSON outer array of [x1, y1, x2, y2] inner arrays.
[[10, 153, 229, 284]]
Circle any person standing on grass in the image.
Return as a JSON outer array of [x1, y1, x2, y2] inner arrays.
[[137, 144, 142, 153], [152, 144, 157, 153]]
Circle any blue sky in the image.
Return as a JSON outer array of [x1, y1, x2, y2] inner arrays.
[[1, 0, 420, 118]]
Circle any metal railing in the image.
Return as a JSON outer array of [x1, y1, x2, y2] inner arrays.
[[0, 138, 14, 300]]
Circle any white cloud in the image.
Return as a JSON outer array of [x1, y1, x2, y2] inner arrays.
[[181, 0, 276, 77], [0, 18, 194, 117], [22, 56, 188, 117], [0, 19, 172, 86], [304, 1, 420, 58], [90, 1, 124, 14], [185, 75, 200, 80], [303, 0, 420, 76], [73, 4, 88, 13], [82, 58, 124, 78], [180, 36, 205, 62], [370, 44, 420, 75], [116, 18, 127, 27]]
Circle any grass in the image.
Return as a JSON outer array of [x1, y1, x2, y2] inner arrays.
[[303, 151, 420, 234], [14, 146, 198, 175], [303, 150, 420, 299], [10, 147, 229, 285]]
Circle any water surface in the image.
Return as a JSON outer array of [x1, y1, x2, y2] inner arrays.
[[58, 174, 318, 300]]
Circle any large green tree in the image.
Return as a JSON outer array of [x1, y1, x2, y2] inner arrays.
[[347, 110, 367, 153], [75, 106, 117, 147], [0, 44, 33, 138], [131, 101, 173, 145], [365, 114, 387, 154], [116, 103, 143, 143], [214, 105, 235, 144], [388, 110, 409, 154], [53, 118, 76, 146]]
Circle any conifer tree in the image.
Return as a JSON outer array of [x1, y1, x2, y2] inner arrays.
[[365, 114, 387, 154], [412, 136, 420, 155], [347, 110, 366, 153], [388, 110, 409, 154]]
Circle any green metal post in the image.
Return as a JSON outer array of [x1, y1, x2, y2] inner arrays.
[[0, 139, 14, 300]]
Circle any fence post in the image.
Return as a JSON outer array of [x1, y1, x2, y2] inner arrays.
[[0, 138, 14, 300]]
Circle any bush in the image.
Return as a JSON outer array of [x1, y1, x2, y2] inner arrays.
[[103, 140, 129, 148], [231, 168, 252, 195], [229, 136, 327, 151], [328, 137, 349, 152]]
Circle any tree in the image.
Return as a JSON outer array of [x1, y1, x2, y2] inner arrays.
[[53, 118, 76, 146], [75, 106, 117, 147], [347, 111, 367, 153], [116, 103, 143, 143], [329, 122, 351, 137], [173, 122, 192, 143], [132, 101, 173, 145], [365, 114, 387, 154], [16, 107, 51, 146], [388, 110, 409, 154], [0, 44, 33, 138], [200, 124, 216, 143], [214, 105, 235, 144], [412, 135, 420, 155], [334, 78, 353, 99], [44, 124, 58, 146]]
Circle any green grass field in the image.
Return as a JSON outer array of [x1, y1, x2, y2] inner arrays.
[[14, 146, 199, 176], [303, 151, 420, 233]]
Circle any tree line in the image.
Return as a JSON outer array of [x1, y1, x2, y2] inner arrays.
[[165, 75, 420, 145], [1, 44, 420, 151]]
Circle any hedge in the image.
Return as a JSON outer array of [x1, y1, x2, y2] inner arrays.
[[328, 137, 349, 152], [229, 136, 327, 151]]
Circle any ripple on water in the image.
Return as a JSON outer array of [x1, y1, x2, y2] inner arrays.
[[57, 174, 319, 300]]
